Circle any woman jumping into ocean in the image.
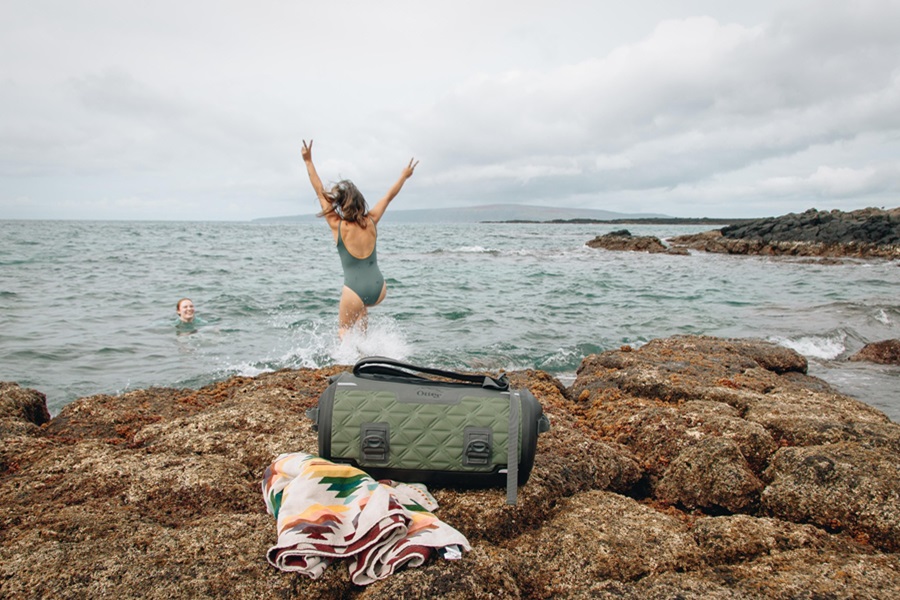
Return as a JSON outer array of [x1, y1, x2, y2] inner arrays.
[[301, 139, 418, 337]]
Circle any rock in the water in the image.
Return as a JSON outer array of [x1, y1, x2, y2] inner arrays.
[[849, 339, 900, 365], [586, 230, 674, 254]]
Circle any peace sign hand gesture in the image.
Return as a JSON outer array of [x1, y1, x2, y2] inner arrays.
[[402, 157, 419, 179]]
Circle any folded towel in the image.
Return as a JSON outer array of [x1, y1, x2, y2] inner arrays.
[[262, 452, 470, 585]]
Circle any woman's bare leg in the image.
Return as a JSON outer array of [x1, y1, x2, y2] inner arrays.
[[338, 286, 367, 338], [338, 283, 387, 338]]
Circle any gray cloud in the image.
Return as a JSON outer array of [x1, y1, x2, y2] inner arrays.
[[1, 0, 898, 220]]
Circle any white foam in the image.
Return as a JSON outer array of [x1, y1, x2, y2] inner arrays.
[[771, 334, 846, 360], [282, 320, 340, 369], [329, 317, 412, 364], [231, 363, 272, 378], [875, 308, 892, 325], [219, 315, 411, 375], [452, 246, 497, 254], [537, 347, 583, 371], [222, 316, 413, 376]]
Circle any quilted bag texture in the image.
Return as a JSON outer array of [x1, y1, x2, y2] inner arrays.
[[307, 357, 550, 501]]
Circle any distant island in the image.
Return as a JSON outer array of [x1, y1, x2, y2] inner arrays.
[[253, 204, 673, 224], [253, 204, 756, 225]]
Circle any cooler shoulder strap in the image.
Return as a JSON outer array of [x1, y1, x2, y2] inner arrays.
[[506, 389, 520, 505], [353, 356, 509, 390]]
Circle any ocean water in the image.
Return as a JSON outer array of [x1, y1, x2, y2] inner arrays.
[[1, 220, 898, 421]]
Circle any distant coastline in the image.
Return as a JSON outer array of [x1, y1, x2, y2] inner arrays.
[[252, 203, 680, 224]]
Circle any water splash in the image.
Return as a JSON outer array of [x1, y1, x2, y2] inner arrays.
[[874, 308, 892, 325], [329, 317, 412, 365], [770, 332, 847, 360]]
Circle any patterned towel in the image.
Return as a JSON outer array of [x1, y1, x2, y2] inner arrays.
[[262, 452, 471, 585]]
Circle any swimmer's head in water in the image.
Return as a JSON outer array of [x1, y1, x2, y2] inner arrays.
[[325, 180, 369, 226], [176, 298, 195, 323]]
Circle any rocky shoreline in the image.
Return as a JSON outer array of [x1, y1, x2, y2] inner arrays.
[[2, 335, 898, 599], [586, 207, 900, 259]]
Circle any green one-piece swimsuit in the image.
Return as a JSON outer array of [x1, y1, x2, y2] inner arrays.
[[336, 221, 384, 306]]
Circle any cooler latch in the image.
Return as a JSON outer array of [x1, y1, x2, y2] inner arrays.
[[463, 427, 493, 466], [360, 423, 390, 464]]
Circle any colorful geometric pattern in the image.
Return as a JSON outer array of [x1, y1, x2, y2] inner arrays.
[[262, 452, 470, 585]]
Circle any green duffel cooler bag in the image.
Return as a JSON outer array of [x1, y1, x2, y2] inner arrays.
[[306, 356, 551, 504]]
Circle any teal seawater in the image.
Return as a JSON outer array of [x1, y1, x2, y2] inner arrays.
[[1, 220, 898, 421]]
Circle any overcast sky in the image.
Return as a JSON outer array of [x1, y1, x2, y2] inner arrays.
[[2, 0, 899, 221]]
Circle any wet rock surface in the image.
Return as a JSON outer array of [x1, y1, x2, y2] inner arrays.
[[586, 229, 687, 255], [850, 339, 900, 365], [669, 207, 900, 258], [0, 382, 50, 436], [2, 336, 899, 598]]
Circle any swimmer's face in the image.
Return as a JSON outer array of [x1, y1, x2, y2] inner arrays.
[[177, 299, 195, 323]]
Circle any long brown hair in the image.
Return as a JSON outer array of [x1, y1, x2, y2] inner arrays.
[[319, 180, 369, 227]]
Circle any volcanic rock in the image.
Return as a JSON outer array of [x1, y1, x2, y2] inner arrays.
[[586, 229, 686, 254], [669, 207, 900, 258], [762, 442, 900, 551], [849, 339, 900, 365], [0, 381, 50, 437], [2, 335, 899, 599], [571, 335, 900, 549]]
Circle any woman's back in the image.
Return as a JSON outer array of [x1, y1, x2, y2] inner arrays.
[[337, 219, 377, 259]]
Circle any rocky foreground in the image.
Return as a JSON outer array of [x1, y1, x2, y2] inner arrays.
[[2, 336, 899, 599]]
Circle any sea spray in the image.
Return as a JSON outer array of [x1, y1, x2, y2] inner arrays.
[[329, 317, 412, 365], [771, 334, 847, 361]]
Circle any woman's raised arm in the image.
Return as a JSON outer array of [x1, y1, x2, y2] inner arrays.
[[302, 140, 337, 222], [369, 158, 419, 224]]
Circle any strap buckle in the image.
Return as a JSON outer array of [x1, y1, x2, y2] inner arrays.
[[463, 427, 493, 466], [360, 423, 390, 464]]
